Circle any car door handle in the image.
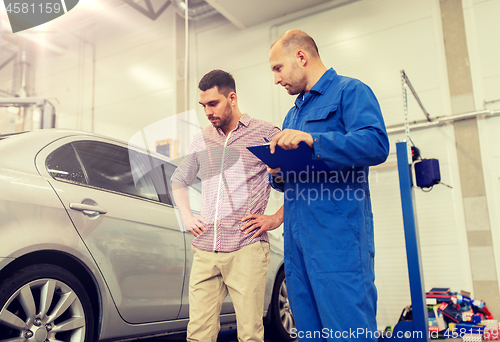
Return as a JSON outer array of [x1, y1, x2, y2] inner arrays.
[[69, 203, 107, 214]]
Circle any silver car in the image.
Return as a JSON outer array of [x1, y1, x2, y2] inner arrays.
[[0, 130, 294, 342]]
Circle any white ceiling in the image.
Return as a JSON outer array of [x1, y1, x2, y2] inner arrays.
[[204, 0, 344, 29]]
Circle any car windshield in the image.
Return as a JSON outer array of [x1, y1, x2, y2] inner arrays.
[[0, 132, 27, 140]]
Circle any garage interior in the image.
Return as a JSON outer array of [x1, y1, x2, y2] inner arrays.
[[0, 0, 500, 337]]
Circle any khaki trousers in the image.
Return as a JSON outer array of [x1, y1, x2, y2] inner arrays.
[[186, 241, 270, 342]]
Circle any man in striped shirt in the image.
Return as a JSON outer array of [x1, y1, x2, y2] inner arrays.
[[171, 69, 282, 342]]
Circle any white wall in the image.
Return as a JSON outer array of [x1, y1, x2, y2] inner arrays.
[[478, 116, 500, 297], [466, 0, 500, 306], [464, 0, 500, 113]]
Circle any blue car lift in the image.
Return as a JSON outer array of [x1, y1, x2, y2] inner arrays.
[[382, 140, 429, 342], [380, 71, 431, 341]]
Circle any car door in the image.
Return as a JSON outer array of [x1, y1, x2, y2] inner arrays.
[[36, 136, 185, 324]]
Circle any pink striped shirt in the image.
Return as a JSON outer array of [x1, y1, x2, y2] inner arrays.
[[171, 113, 280, 252]]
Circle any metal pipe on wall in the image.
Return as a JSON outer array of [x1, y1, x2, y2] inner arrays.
[[386, 109, 500, 135]]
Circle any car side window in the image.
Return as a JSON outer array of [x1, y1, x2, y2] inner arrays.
[[45, 143, 88, 184], [132, 153, 174, 206], [147, 158, 201, 211], [162, 161, 202, 213], [72, 141, 159, 202], [153, 160, 175, 206]]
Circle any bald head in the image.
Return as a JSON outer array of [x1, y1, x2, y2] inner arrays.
[[271, 30, 320, 59], [269, 30, 327, 94]]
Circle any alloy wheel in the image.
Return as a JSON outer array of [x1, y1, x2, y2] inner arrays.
[[278, 279, 294, 334], [0, 278, 87, 342]]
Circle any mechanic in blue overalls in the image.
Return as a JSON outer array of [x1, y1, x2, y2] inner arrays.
[[241, 30, 389, 341]]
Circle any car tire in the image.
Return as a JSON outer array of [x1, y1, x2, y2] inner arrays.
[[0, 263, 94, 342], [266, 268, 295, 341]]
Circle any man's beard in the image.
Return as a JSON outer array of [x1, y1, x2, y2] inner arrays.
[[209, 103, 232, 129]]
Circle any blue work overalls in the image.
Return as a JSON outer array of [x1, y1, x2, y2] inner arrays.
[[271, 68, 390, 341]]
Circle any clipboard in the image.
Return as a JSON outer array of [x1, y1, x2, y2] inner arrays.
[[246, 141, 331, 173]]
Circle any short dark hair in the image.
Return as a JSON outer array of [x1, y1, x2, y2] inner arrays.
[[198, 69, 236, 97]]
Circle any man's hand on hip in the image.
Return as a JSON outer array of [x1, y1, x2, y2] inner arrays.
[[240, 214, 282, 238], [183, 216, 207, 237], [269, 128, 313, 154]]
